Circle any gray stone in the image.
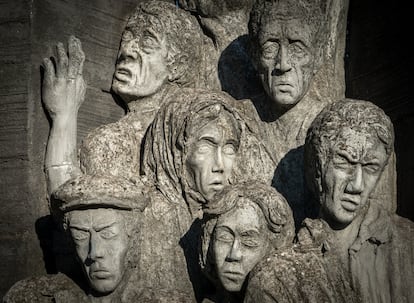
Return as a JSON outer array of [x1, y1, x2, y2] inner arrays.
[[299, 99, 414, 303], [199, 182, 294, 302]]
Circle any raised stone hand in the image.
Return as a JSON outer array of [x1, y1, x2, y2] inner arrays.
[[43, 35, 85, 194], [42, 35, 86, 120]]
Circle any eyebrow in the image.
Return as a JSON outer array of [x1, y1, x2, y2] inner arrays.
[[335, 151, 356, 164], [240, 229, 261, 236], [198, 135, 218, 144], [94, 221, 117, 232], [69, 225, 89, 232]]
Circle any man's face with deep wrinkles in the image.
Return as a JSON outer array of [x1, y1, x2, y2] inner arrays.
[[256, 15, 318, 112], [111, 13, 170, 102], [319, 128, 388, 228]]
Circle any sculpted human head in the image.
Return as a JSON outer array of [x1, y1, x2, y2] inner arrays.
[[200, 182, 294, 292], [143, 89, 243, 211], [111, 0, 202, 103], [304, 99, 394, 228], [53, 175, 148, 295], [184, 104, 241, 201], [249, 0, 328, 112]]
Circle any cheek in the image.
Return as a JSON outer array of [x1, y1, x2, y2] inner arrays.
[[74, 243, 89, 262], [214, 242, 231, 265]]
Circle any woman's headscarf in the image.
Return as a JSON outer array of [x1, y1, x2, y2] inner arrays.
[[142, 88, 245, 218]]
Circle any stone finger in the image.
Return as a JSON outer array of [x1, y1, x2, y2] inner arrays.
[[42, 58, 55, 86], [68, 36, 85, 78], [56, 42, 68, 78]]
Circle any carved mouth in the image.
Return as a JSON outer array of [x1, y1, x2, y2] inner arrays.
[[90, 270, 112, 279], [114, 67, 132, 81], [210, 181, 224, 191], [341, 198, 360, 212], [222, 271, 244, 280]]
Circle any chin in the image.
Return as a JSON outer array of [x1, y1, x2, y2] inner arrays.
[[90, 281, 118, 294], [223, 282, 243, 293]]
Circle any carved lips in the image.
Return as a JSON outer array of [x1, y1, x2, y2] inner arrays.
[[114, 67, 132, 81]]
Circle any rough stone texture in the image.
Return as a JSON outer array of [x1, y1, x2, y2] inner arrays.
[[0, 0, 142, 298], [1, 0, 413, 301], [299, 100, 414, 303]]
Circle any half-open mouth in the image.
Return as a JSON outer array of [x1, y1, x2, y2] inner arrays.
[[114, 67, 132, 80]]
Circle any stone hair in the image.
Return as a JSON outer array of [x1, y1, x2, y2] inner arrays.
[[199, 181, 294, 283], [126, 0, 203, 87], [304, 98, 395, 198], [248, 0, 329, 68]]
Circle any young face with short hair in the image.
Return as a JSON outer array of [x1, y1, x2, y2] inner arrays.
[[319, 128, 388, 228], [213, 199, 269, 292]]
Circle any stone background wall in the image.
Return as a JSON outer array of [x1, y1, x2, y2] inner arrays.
[[0, 0, 412, 298]]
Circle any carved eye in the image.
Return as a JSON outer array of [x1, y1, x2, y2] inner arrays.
[[122, 30, 134, 41], [195, 142, 214, 154], [223, 144, 236, 156], [141, 32, 160, 52], [332, 155, 353, 172], [99, 228, 118, 240], [364, 163, 380, 174], [261, 41, 279, 60], [288, 40, 309, 59], [215, 229, 234, 243], [241, 236, 261, 248], [71, 229, 89, 242]]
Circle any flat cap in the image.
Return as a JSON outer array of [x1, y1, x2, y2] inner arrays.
[[52, 174, 149, 213]]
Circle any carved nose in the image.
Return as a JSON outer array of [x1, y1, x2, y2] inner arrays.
[[212, 149, 224, 173], [346, 165, 364, 194], [275, 44, 291, 73], [226, 239, 242, 262], [88, 232, 104, 260], [119, 39, 140, 61]]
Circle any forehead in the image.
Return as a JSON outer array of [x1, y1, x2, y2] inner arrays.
[[259, 16, 315, 45], [331, 128, 387, 163], [216, 199, 263, 231], [191, 110, 240, 140], [68, 208, 125, 227], [125, 12, 164, 37]]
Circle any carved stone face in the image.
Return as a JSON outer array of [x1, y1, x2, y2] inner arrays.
[[68, 208, 130, 294], [213, 200, 268, 292], [185, 113, 239, 201], [257, 17, 317, 111], [111, 16, 170, 102], [320, 128, 388, 227]]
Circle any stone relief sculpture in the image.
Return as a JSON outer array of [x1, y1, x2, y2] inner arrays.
[[43, 0, 204, 193], [3, 0, 411, 302], [137, 88, 275, 300], [297, 99, 414, 303], [4, 174, 148, 302], [178, 0, 260, 100], [245, 0, 332, 227], [199, 182, 294, 303]]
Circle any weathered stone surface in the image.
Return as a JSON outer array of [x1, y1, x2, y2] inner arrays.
[[1, 0, 413, 302], [300, 99, 414, 303], [199, 182, 294, 302]]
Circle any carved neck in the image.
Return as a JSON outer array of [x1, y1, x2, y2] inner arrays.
[[127, 84, 175, 113]]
